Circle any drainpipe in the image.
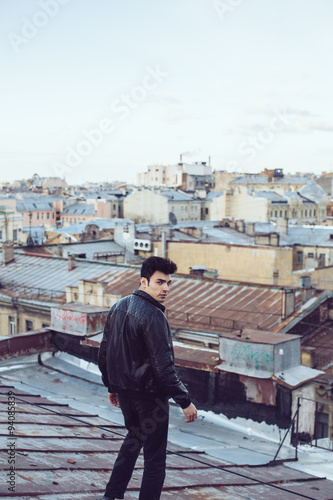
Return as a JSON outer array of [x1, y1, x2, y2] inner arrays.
[[161, 230, 167, 258]]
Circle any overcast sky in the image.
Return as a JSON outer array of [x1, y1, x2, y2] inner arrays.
[[1, 0, 333, 185]]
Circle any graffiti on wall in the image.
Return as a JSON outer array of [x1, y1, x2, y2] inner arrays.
[[230, 342, 274, 372], [51, 309, 87, 333]]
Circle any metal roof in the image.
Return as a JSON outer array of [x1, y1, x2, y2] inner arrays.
[[206, 191, 224, 200], [254, 191, 288, 203], [1, 353, 333, 499], [298, 181, 328, 201], [16, 199, 55, 212], [162, 189, 198, 202], [283, 191, 316, 204], [301, 320, 333, 370], [47, 240, 125, 260], [56, 218, 133, 235], [202, 226, 255, 245], [255, 222, 333, 248], [230, 175, 311, 185], [0, 253, 304, 332], [62, 203, 96, 216]]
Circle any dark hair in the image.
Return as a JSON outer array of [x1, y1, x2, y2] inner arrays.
[[141, 257, 177, 282]]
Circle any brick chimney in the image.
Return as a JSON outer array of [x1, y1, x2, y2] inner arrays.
[[68, 255, 76, 271], [2, 244, 14, 265]]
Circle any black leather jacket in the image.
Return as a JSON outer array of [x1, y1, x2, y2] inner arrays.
[[98, 290, 191, 409]]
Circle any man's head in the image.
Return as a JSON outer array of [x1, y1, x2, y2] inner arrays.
[[139, 257, 177, 303]]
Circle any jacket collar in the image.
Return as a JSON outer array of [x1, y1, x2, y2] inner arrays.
[[132, 289, 166, 312]]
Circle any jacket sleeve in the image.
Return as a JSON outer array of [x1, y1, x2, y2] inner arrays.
[[98, 339, 109, 389], [98, 308, 114, 391], [143, 311, 192, 409]]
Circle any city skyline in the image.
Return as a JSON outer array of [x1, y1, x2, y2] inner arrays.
[[1, 0, 333, 185]]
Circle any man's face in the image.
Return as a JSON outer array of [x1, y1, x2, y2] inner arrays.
[[140, 271, 172, 303]]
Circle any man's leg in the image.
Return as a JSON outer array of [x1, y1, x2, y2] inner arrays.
[[104, 397, 142, 499], [137, 397, 169, 500]]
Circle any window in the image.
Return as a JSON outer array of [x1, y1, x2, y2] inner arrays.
[[26, 320, 33, 331], [47, 212, 50, 219], [9, 316, 15, 335], [42, 323, 49, 328], [279, 210, 282, 217], [309, 209, 312, 217], [113, 204, 116, 210], [13, 229, 17, 240], [41, 212, 44, 219], [315, 411, 328, 439], [205, 208, 209, 215], [296, 251, 303, 265], [274, 210, 277, 217], [314, 209, 316, 216], [305, 210, 307, 217], [37, 213, 40, 220], [308, 253, 314, 258], [52, 212, 55, 218]]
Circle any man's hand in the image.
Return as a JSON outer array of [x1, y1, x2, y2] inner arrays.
[[108, 392, 120, 408], [183, 403, 197, 423]]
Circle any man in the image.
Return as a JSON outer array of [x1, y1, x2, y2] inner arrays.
[[97, 256, 197, 500]]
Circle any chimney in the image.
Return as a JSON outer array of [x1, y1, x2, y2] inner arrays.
[[161, 230, 167, 258], [276, 218, 288, 236], [68, 255, 76, 271], [298, 275, 315, 302], [247, 223, 255, 236], [236, 220, 245, 233], [55, 244, 63, 257], [302, 346, 316, 368], [282, 288, 296, 319], [2, 244, 14, 265]]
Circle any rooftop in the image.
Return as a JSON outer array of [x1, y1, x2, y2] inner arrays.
[[62, 203, 96, 216], [0, 252, 307, 333], [1, 351, 333, 499], [231, 175, 312, 185], [55, 218, 133, 235]]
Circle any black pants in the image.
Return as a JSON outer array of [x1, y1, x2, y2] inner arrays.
[[104, 395, 169, 500]]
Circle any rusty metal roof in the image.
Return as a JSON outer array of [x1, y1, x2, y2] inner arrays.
[[301, 321, 333, 370], [0, 252, 305, 333], [1, 369, 333, 499]]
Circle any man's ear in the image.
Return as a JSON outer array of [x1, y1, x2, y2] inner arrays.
[[140, 277, 147, 288]]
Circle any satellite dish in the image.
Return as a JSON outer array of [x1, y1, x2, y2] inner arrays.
[[169, 212, 177, 225]]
